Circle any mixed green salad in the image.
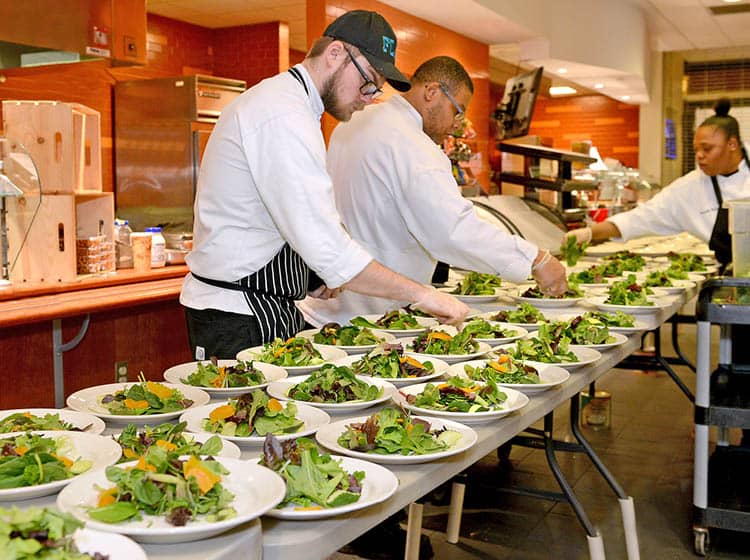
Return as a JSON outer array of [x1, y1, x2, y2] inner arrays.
[[553, 315, 615, 345], [0, 412, 83, 434], [0, 506, 107, 560], [667, 252, 707, 272], [350, 344, 435, 379], [89, 446, 236, 527], [115, 422, 223, 462], [460, 319, 518, 340], [255, 337, 324, 367], [182, 359, 266, 389], [404, 376, 507, 413], [337, 407, 461, 456], [581, 310, 636, 328], [490, 303, 547, 324], [560, 235, 588, 266], [509, 323, 579, 363], [520, 282, 583, 299], [450, 272, 502, 295], [350, 310, 421, 330], [665, 265, 689, 279], [201, 390, 303, 437], [0, 433, 92, 490], [260, 435, 364, 510], [99, 378, 193, 416], [604, 251, 647, 271], [643, 270, 674, 288], [409, 329, 478, 355], [288, 365, 383, 403], [463, 352, 540, 385], [312, 323, 382, 346], [605, 275, 654, 306], [568, 265, 608, 285]]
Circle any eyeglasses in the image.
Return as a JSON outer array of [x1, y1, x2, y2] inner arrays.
[[343, 46, 383, 98], [438, 82, 465, 122]]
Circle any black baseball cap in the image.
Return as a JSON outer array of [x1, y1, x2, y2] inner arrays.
[[324, 10, 411, 92]]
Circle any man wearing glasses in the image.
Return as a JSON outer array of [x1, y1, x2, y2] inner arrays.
[[300, 56, 568, 327], [182, 12, 469, 360]]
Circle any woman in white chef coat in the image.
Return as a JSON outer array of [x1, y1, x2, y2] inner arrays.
[[566, 98, 749, 268]]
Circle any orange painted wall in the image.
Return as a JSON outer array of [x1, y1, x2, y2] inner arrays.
[[307, 0, 491, 188]]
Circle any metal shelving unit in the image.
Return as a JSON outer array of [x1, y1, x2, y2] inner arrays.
[[693, 277, 750, 555]]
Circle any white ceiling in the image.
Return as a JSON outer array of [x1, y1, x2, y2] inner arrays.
[[146, 0, 750, 102]]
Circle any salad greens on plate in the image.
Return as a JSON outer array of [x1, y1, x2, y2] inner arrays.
[[181, 359, 265, 389], [337, 407, 461, 456], [460, 319, 518, 340], [450, 272, 502, 295], [604, 251, 647, 272], [89, 445, 237, 527], [115, 422, 223, 462], [0, 412, 79, 434], [99, 378, 193, 416], [0, 506, 105, 560], [312, 323, 382, 346], [509, 324, 578, 363], [0, 433, 92, 490], [520, 283, 583, 299], [606, 274, 654, 306], [409, 329, 478, 355], [643, 270, 673, 288], [201, 391, 303, 437], [260, 435, 364, 509], [405, 376, 507, 413], [288, 365, 383, 403], [490, 303, 547, 324], [560, 235, 588, 266], [581, 310, 636, 328], [350, 310, 421, 330], [256, 337, 324, 367], [667, 252, 707, 272], [463, 353, 540, 385], [568, 265, 608, 285], [351, 344, 435, 379]]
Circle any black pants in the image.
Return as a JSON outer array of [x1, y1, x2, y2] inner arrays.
[[184, 307, 263, 361]]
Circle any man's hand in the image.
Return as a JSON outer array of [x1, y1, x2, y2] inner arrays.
[[562, 227, 592, 246], [412, 286, 469, 326], [308, 285, 342, 300], [532, 251, 568, 297]]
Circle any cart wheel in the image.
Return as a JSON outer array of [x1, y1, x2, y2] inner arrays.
[[693, 528, 709, 556]]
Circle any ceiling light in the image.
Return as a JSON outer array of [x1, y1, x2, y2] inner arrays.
[[723, 0, 743, 3], [621, 95, 631, 100], [594, 83, 604, 89], [549, 86, 577, 96], [557, 67, 568, 74]]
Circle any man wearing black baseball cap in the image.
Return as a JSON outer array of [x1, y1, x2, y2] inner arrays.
[[182, 10, 467, 361]]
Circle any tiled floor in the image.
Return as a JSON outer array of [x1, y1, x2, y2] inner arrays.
[[332, 324, 750, 559]]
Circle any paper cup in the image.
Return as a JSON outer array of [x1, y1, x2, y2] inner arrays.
[[130, 233, 152, 271]]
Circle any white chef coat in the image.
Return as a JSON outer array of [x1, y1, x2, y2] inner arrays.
[[607, 161, 750, 242], [298, 94, 538, 326], [181, 64, 372, 316]]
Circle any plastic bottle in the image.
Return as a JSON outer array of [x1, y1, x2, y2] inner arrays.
[[114, 219, 133, 269], [145, 226, 166, 268]]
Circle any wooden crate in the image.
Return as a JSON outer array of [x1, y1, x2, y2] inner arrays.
[[7, 192, 113, 283], [2, 100, 102, 194]]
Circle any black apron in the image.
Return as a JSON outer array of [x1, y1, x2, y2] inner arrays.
[[192, 67, 315, 342], [708, 152, 750, 267]]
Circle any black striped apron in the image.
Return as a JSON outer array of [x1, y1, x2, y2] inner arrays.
[[191, 67, 313, 342]]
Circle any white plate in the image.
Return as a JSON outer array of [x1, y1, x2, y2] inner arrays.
[[584, 244, 627, 257], [0, 408, 105, 435], [110, 429, 242, 459], [400, 337, 493, 365], [351, 314, 438, 337], [0, 431, 121, 501], [477, 310, 549, 328], [315, 414, 477, 464], [66, 383, 210, 425], [586, 295, 673, 315], [393, 381, 529, 424], [74, 528, 147, 560], [447, 360, 570, 394], [267, 376, 397, 412], [437, 286, 502, 303], [332, 354, 449, 386], [570, 331, 629, 350], [235, 344, 348, 375], [552, 313, 650, 334], [493, 343, 602, 370], [639, 279, 695, 295], [163, 360, 288, 397], [461, 321, 529, 347], [295, 328, 397, 355], [180, 401, 330, 446], [509, 290, 585, 309], [263, 455, 399, 520], [57, 456, 286, 543]]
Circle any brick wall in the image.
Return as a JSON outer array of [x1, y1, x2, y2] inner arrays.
[[213, 22, 286, 87]]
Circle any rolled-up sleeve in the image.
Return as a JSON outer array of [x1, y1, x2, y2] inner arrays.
[[240, 111, 372, 288]]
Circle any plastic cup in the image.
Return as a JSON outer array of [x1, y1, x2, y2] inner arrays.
[[130, 232, 152, 272]]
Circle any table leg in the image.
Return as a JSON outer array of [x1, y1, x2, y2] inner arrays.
[[446, 481, 465, 544], [52, 315, 90, 408], [404, 502, 423, 560]]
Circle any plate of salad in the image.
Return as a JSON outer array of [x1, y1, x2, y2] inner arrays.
[[495, 327, 602, 369], [635, 270, 696, 294], [267, 365, 396, 412], [112, 421, 241, 461], [567, 265, 617, 288], [401, 327, 492, 365], [255, 435, 398, 520], [66, 380, 210, 425], [315, 407, 477, 464], [56, 449, 286, 544], [541, 316, 629, 350], [0, 507, 147, 560], [510, 284, 586, 308], [0, 408, 105, 435], [349, 310, 438, 337], [480, 304, 549, 326], [334, 345, 449, 386], [0, 431, 121, 501], [236, 337, 347, 375], [163, 358, 287, 397], [448, 355, 570, 394], [459, 318, 528, 346], [296, 323, 396, 354], [557, 310, 648, 334], [180, 390, 330, 445], [393, 377, 529, 424], [586, 274, 671, 314]]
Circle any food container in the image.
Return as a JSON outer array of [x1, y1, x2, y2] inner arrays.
[[165, 248, 188, 265], [130, 232, 152, 272], [163, 231, 193, 251], [580, 390, 611, 430], [76, 236, 103, 275], [727, 199, 750, 277]]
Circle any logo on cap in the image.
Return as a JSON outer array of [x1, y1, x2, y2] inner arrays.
[[382, 36, 395, 58]]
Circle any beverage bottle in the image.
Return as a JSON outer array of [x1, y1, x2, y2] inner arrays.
[[114, 219, 133, 269]]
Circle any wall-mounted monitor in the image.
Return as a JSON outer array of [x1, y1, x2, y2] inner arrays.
[[494, 66, 543, 140]]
